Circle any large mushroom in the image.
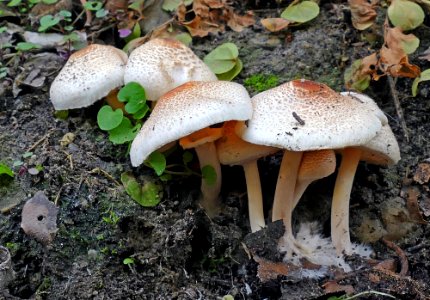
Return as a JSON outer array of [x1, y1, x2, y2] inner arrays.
[[130, 81, 252, 216], [216, 121, 279, 232], [124, 38, 217, 102], [50, 44, 127, 110], [237, 80, 386, 247], [330, 91, 401, 255]]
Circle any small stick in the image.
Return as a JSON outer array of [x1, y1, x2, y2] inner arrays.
[[387, 76, 409, 142], [89, 167, 121, 186], [27, 129, 55, 152], [80, 0, 93, 27], [382, 238, 409, 276]]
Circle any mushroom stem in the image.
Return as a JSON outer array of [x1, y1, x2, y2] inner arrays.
[[194, 142, 222, 217], [242, 160, 265, 232], [331, 147, 362, 255], [272, 150, 303, 239]]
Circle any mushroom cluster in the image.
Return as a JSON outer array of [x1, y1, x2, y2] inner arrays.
[[49, 39, 400, 269]]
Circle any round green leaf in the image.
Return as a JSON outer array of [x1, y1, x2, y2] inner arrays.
[[281, 1, 320, 23], [108, 118, 141, 144], [204, 43, 239, 74], [97, 105, 123, 131], [38, 15, 60, 32], [217, 58, 243, 81], [388, 0, 424, 31], [118, 82, 146, 103], [412, 69, 430, 97], [201, 165, 217, 186], [401, 35, 419, 55], [146, 151, 166, 176]]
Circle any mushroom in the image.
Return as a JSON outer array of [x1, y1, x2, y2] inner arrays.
[[216, 121, 279, 232], [124, 38, 217, 102], [130, 81, 252, 216], [237, 80, 386, 246], [330, 91, 400, 255], [50, 44, 127, 110]]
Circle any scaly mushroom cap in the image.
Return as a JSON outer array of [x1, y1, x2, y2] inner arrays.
[[124, 38, 217, 101], [50, 44, 128, 110], [340, 91, 400, 166], [216, 121, 279, 165], [237, 79, 386, 151], [130, 81, 252, 167]]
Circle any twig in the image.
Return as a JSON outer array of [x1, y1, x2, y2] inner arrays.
[[382, 238, 409, 276], [80, 0, 93, 27], [26, 129, 55, 152], [387, 76, 409, 142]]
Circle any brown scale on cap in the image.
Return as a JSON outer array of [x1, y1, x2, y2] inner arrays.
[[21, 191, 59, 245]]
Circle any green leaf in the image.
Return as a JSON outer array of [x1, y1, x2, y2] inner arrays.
[[121, 172, 162, 207], [388, 0, 424, 31], [281, 1, 320, 23], [128, 0, 144, 12], [401, 35, 419, 54], [83, 1, 103, 11], [125, 22, 141, 43], [16, 42, 41, 51], [58, 10, 72, 18], [118, 82, 146, 104], [344, 59, 370, 92], [38, 15, 60, 32], [0, 163, 14, 177], [216, 58, 243, 81], [123, 257, 135, 265], [162, 0, 193, 11], [412, 69, 430, 97], [183, 151, 193, 164], [97, 105, 124, 131], [108, 118, 141, 144], [95, 8, 108, 18], [43, 0, 59, 4], [7, 0, 22, 7], [132, 105, 149, 120], [146, 151, 166, 176], [175, 32, 192, 46], [204, 43, 239, 74], [201, 165, 217, 186]]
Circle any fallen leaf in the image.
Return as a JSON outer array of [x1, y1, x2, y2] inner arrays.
[[322, 280, 355, 295], [349, 0, 378, 30], [406, 187, 427, 224], [261, 18, 291, 32], [413, 163, 430, 184], [253, 256, 294, 282], [374, 258, 397, 273], [177, 0, 254, 37]]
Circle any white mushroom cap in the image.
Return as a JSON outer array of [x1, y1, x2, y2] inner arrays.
[[124, 38, 217, 101], [237, 79, 385, 151], [340, 91, 400, 165], [130, 81, 252, 167], [50, 44, 127, 110]]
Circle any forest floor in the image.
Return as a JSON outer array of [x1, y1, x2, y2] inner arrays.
[[1, 1, 430, 299]]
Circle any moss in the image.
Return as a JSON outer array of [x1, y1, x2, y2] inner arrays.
[[244, 74, 279, 93]]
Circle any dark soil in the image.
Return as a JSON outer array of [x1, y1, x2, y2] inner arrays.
[[1, 1, 430, 299]]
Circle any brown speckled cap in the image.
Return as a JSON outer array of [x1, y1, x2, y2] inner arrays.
[[124, 38, 217, 101], [130, 81, 252, 167], [21, 191, 59, 245], [237, 79, 385, 151], [50, 44, 128, 110]]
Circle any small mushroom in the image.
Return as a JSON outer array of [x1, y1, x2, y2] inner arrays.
[[124, 38, 217, 102], [130, 81, 252, 216], [216, 121, 279, 232], [20, 191, 59, 245], [50, 44, 127, 110], [330, 91, 401, 255], [237, 80, 386, 247]]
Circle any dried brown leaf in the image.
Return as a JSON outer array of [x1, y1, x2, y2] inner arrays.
[[261, 18, 291, 32], [413, 163, 430, 184], [322, 280, 355, 295], [406, 187, 428, 224], [349, 0, 378, 30], [253, 256, 293, 282]]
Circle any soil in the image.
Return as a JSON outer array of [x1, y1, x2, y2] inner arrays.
[[1, 1, 430, 299]]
